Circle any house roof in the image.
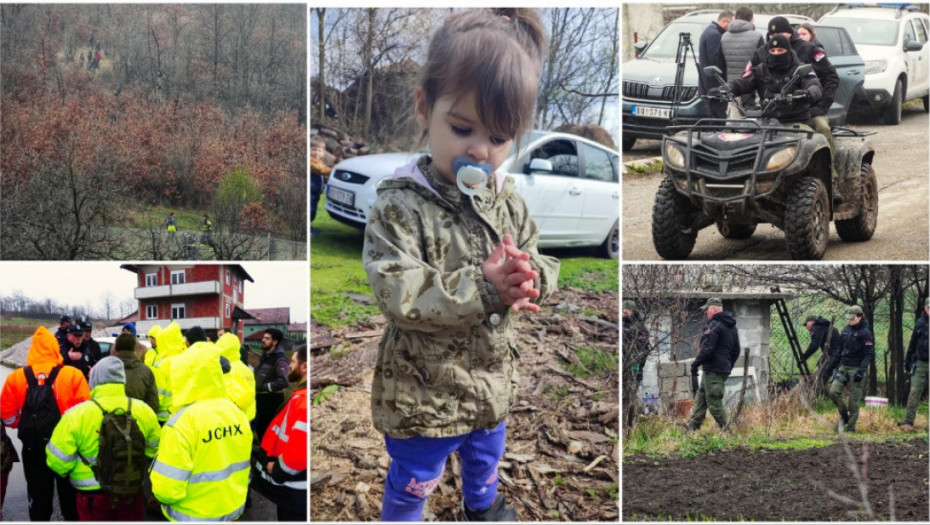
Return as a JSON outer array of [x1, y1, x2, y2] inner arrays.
[[287, 322, 307, 333], [119, 264, 254, 282], [243, 307, 290, 325], [231, 306, 256, 321]]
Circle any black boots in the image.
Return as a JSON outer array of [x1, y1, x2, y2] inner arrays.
[[460, 495, 518, 522]]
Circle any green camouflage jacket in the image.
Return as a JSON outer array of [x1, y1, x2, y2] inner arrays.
[[364, 156, 560, 438]]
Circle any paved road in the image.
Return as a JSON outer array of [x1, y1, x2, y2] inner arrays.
[[622, 106, 929, 260]]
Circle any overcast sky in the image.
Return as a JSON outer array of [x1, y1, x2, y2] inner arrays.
[[0, 263, 308, 323]]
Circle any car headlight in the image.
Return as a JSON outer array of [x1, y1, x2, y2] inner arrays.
[[664, 142, 685, 169], [864, 60, 887, 75], [765, 146, 797, 171]]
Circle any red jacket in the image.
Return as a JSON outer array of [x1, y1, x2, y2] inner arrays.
[[1, 326, 90, 428], [253, 383, 306, 507]]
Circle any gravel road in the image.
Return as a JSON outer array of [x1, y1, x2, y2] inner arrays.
[[622, 107, 929, 261]]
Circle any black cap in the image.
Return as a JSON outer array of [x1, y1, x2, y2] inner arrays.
[[185, 326, 208, 345], [81, 321, 92, 331], [60, 315, 72, 323], [768, 34, 791, 52], [67, 324, 84, 335], [768, 16, 793, 36]]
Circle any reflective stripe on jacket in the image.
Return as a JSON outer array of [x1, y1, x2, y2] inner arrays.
[[45, 382, 161, 490], [258, 385, 307, 490]]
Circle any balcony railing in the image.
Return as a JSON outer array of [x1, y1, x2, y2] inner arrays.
[[135, 280, 221, 299]]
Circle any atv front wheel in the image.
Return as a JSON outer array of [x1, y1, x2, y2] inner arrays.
[[785, 176, 829, 260], [835, 163, 878, 242], [715, 219, 756, 239], [652, 177, 698, 259]]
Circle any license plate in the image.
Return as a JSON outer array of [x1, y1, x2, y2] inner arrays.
[[327, 186, 355, 207], [632, 105, 672, 119]]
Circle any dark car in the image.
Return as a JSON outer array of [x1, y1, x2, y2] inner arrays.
[[622, 11, 866, 150]]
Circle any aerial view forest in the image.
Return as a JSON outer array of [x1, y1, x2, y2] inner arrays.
[[0, 4, 307, 260]]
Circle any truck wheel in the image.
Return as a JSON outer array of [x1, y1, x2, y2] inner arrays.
[[785, 176, 829, 260], [835, 163, 878, 242], [883, 79, 902, 125], [652, 177, 697, 259], [597, 220, 619, 259], [715, 219, 756, 239], [622, 136, 636, 151]]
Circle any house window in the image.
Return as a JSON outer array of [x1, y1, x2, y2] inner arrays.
[[225, 302, 231, 317], [146, 305, 157, 319], [225, 268, 230, 285], [145, 273, 157, 287], [171, 303, 186, 319], [239, 280, 243, 294], [233, 288, 238, 304], [170, 270, 185, 285]]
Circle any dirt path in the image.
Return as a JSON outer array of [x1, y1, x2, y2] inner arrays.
[[310, 289, 620, 521], [622, 107, 929, 260], [623, 437, 929, 521]]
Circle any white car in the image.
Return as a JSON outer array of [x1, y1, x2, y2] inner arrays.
[[94, 336, 150, 358], [820, 5, 930, 124], [325, 131, 620, 258]]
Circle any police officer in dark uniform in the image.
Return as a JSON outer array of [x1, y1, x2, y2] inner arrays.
[[899, 297, 929, 426], [686, 298, 741, 431], [79, 321, 102, 361], [54, 315, 72, 349], [717, 34, 822, 126], [753, 16, 839, 158], [60, 324, 102, 379], [826, 305, 874, 433]]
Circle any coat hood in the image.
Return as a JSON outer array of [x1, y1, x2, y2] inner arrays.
[[26, 326, 64, 368], [169, 340, 225, 409], [216, 333, 243, 363], [146, 324, 162, 342], [154, 322, 186, 360], [712, 311, 738, 328], [728, 19, 755, 34], [89, 356, 126, 389]]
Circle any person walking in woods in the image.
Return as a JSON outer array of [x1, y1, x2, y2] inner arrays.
[[46, 357, 161, 521], [165, 213, 178, 233], [698, 10, 734, 118], [253, 328, 289, 440], [363, 8, 560, 520], [150, 339, 252, 521], [1, 326, 90, 521], [310, 136, 332, 238], [252, 345, 307, 521], [899, 297, 929, 427], [826, 305, 874, 433], [686, 298, 741, 432]]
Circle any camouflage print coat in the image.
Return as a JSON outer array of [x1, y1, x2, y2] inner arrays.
[[364, 156, 560, 438]]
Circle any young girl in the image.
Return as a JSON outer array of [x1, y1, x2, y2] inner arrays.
[[363, 8, 559, 521]]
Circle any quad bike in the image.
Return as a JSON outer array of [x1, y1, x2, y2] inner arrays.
[[651, 64, 878, 260]]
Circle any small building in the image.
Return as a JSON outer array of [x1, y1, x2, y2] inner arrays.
[[243, 307, 290, 339], [626, 288, 793, 413], [120, 264, 254, 338]]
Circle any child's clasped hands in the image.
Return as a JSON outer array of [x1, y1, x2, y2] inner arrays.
[[482, 233, 541, 313]]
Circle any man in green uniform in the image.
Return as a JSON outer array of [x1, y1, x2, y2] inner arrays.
[[898, 297, 929, 427], [686, 298, 740, 431], [827, 305, 874, 433]]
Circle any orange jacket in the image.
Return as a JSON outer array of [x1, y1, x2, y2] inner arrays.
[[1, 326, 91, 427], [257, 384, 307, 491]]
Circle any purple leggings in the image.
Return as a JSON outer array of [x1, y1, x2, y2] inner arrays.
[[380, 421, 506, 521]]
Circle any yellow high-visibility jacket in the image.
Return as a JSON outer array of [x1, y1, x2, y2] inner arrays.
[[215, 333, 256, 421], [143, 324, 163, 367], [150, 342, 252, 521], [46, 383, 160, 490], [151, 322, 186, 422]]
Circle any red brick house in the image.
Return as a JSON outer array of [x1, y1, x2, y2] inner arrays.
[[120, 264, 254, 338]]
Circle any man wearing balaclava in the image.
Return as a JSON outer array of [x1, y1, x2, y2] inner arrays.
[[719, 34, 822, 125]]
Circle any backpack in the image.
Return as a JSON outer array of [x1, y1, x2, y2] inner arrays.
[[18, 365, 63, 448], [81, 399, 147, 500]]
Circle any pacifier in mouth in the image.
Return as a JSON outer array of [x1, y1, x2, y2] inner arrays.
[[452, 156, 493, 197]]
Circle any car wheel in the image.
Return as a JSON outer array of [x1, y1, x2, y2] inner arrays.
[[883, 79, 903, 125], [835, 163, 878, 242], [622, 135, 636, 151], [715, 219, 756, 239], [652, 176, 697, 259], [923, 95, 929, 113], [785, 176, 829, 260], [597, 220, 619, 259]]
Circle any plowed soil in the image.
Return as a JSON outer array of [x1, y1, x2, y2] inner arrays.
[[623, 438, 929, 521], [310, 288, 620, 521]]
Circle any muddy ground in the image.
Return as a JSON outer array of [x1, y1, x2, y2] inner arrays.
[[309, 288, 620, 521], [623, 438, 929, 521]]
